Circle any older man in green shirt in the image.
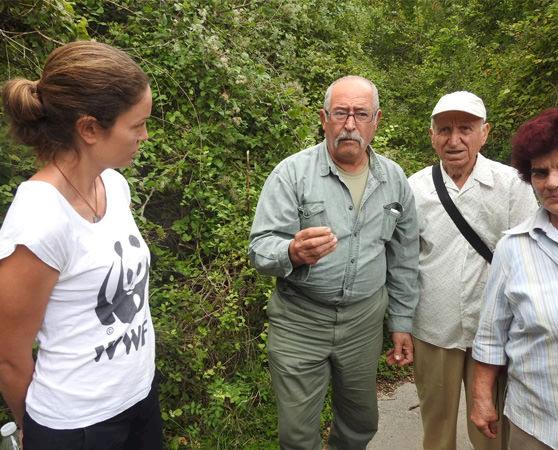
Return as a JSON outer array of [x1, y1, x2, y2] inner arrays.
[[249, 76, 419, 450]]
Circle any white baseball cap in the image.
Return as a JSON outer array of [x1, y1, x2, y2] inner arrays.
[[431, 91, 486, 120]]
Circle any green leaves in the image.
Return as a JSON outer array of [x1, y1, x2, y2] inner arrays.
[[1, 0, 556, 446]]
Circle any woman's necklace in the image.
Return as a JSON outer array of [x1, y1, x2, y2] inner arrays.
[[53, 160, 101, 223]]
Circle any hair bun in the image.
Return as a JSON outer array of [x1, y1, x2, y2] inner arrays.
[[2, 41, 149, 161], [2, 78, 46, 124]]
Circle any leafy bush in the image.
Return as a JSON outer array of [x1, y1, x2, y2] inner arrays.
[[1, 0, 556, 447]]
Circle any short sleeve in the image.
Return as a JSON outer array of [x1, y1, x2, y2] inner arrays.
[[472, 236, 513, 365], [0, 182, 70, 272]]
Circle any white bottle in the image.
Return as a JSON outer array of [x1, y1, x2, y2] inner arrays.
[[0, 422, 19, 450]]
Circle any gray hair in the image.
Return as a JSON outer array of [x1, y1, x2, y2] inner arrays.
[[323, 76, 379, 112]]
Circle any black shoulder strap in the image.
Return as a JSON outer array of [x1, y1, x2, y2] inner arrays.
[[432, 164, 493, 263]]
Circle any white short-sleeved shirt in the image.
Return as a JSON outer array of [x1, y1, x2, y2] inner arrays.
[[408, 154, 538, 349], [0, 169, 155, 429]]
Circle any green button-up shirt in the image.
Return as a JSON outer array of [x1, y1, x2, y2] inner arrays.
[[249, 140, 419, 332]]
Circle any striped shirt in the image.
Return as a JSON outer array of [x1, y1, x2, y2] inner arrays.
[[473, 207, 558, 450]]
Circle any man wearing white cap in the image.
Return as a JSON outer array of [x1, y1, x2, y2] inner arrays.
[[407, 91, 538, 450]]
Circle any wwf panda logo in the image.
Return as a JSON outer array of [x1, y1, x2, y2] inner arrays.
[[95, 235, 149, 325]]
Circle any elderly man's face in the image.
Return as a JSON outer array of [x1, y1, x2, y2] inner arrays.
[[531, 148, 558, 227], [319, 78, 381, 172], [430, 111, 490, 177]]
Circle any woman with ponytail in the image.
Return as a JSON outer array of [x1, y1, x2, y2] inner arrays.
[[0, 41, 162, 450]]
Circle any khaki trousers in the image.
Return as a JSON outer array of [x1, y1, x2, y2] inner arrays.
[[509, 421, 552, 450], [267, 287, 388, 450], [413, 338, 509, 450]]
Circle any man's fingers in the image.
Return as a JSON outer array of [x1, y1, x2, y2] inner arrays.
[[302, 239, 337, 265], [401, 358, 413, 367], [389, 333, 414, 367], [387, 333, 414, 366], [289, 226, 337, 267], [295, 226, 332, 240], [312, 235, 337, 253], [296, 232, 336, 251], [393, 342, 403, 363], [391, 333, 405, 362], [402, 343, 414, 365], [289, 225, 340, 267], [385, 348, 397, 366]]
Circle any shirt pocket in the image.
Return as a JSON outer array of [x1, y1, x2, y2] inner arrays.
[[298, 201, 329, 229], [381, 202, 402, 240]]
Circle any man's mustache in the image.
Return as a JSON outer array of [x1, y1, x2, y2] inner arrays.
[[335, 131, 364, 148]]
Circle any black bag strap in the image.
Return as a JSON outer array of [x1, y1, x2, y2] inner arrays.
[[432, 164, 493, 263]]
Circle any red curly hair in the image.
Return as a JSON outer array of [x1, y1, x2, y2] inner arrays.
[[511, 108, 558, 182]]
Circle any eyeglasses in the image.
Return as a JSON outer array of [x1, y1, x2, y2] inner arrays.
[[325, 109, 377, 123]]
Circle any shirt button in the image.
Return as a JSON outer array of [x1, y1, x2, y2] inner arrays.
[[349, 205, 354, 210], [353, 232, 358, 237], [350, 258, 355, 263]]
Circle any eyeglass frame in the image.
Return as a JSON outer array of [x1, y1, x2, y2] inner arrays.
[[323, 108, 378, 124]]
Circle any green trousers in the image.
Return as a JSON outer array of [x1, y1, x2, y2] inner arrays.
[[267, 286, 388, 450]]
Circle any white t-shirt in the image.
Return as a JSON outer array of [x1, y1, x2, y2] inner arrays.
[[0, 169, 155, 429]]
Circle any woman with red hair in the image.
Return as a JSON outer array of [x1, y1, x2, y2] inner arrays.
[[471, 108, 558, 450]]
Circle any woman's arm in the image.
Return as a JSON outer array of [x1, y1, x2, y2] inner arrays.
[[471, 236, 513, 439], [470, 361, 502, 439], [0, 245, 59, 427]]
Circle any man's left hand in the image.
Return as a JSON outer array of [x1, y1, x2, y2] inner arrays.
[[386, 332, 414, 366]]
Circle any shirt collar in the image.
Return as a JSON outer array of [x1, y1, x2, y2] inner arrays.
[[469, 153, 494, 187], [438, 153, 494, 191], [319, 139, 386, 181], [505, 206, 549, 237]]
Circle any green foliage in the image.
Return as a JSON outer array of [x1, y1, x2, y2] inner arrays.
[[0, 0, 87, 217], [377, 354, 412, 383], [0, 0, 556, 447], [0, 0, 86, 78]]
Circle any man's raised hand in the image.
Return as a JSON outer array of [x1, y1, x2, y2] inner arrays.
[[288, 226, 337, 267]]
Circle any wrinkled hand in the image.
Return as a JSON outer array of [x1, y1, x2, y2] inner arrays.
[[471, 397, 498, 439], [288, 227, 337, 268], [386, 332, 414, 366]]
